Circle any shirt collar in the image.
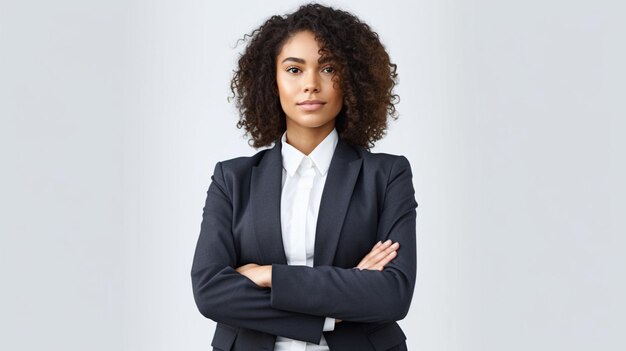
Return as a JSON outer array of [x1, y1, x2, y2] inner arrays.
[[281, 128, 339, 177]]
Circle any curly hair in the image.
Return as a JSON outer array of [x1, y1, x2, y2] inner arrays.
[[229, 2, 399, 150]]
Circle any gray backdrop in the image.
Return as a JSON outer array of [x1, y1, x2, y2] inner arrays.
[[1, 0, 624, 350]]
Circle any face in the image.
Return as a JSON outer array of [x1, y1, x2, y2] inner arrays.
[[275, 30, 343, 135]]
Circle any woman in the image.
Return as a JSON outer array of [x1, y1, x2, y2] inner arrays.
[[191, 3, 418, 351]]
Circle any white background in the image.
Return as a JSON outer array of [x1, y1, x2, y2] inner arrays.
[[1, 0, 624, 350]]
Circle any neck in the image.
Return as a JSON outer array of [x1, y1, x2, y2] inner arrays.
[[285, 123, 335, 155]]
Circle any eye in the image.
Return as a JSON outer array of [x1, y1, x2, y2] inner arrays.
[[286, 66, 301, 74], [322, 66, 335, 73]]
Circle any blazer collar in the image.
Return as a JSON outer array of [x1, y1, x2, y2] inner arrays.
[[251, 135, 363, 266]]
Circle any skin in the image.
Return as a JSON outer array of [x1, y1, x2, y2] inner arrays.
[[235, 30, 400, 324], [276, 30, 344, 156]]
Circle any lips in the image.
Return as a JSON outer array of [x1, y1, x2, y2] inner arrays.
[[297, 100, 326, 111], [297, 99, 326, 105]]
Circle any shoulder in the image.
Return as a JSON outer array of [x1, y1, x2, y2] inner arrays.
[[209, 148, 270, 182], [351, 144, 413, 178]]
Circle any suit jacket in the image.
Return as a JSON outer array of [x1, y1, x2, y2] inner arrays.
[[191, 136, 418, 351]]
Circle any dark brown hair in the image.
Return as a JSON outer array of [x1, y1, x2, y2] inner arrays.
[[229, 2, 399, 150]]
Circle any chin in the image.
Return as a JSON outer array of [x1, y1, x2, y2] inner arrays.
[[295, 120, 335, 129], [288, 115, 334, 127]]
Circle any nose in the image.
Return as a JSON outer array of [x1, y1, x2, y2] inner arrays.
[[303, 71, 320, 93]]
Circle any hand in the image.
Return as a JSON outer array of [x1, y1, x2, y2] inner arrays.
[[235, 263, 272, 288], [354, 239, 400, 271]]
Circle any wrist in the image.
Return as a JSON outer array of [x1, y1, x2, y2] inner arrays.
[[266, 265, 272, 288]]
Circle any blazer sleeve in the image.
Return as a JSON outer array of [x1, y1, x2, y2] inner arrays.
[[191, 162, 326, 344], [270, 155, 418, 323]]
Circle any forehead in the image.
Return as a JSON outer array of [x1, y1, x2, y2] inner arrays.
[[276, 30, 323, 60]]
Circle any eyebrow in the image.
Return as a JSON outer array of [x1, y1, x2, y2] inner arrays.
[[280, 56, 333, 64]]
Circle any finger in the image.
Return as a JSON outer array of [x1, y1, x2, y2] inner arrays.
[[356, 241, 391, 269], [364, 247, 397, 270], [368, 250, 397, 271], [367, 240, 390, 257], [369, 242, 399, 265], [374, 240, 391, 251], [236, 263, 255, 273], [358, 248, 396, 270], [374, 250, 397, 270]]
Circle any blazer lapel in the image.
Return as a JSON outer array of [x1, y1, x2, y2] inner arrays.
[[314, 139, 362, 266], [251, 140, 288, 265], [251, 137, 363, 266]]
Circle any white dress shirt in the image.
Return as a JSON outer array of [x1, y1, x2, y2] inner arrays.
[[274, 128, 338, 351]]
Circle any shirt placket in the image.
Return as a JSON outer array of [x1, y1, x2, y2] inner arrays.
[[292, 156, 315, 266], [292, 157, 315, 351]]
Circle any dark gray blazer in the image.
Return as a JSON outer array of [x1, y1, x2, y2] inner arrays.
[[191, 136, 418, 351]]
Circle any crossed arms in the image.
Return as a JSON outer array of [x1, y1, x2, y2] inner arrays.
[[190, 156, 417, 344]]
